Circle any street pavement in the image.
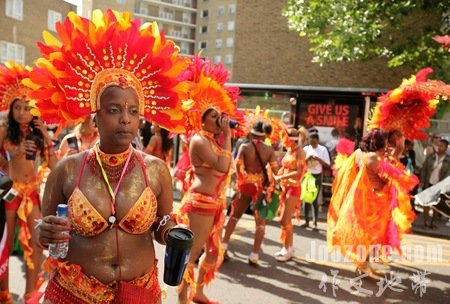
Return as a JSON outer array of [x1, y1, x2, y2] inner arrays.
[[7, 190, 450, 304]]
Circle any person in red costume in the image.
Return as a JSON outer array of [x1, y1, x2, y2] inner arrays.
[[28, 10, 188, 303]]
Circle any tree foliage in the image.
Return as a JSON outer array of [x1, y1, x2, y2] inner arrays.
[[283, 0, 449, 81]]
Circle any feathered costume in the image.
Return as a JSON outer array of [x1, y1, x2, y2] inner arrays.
[[175, 55, 242, 296], [24, 9, 188, 303], [0, 62, 46, 274], [327, 67, 450, 268]]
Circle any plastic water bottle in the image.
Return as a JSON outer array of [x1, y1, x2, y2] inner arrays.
[[48, 204, 69, 259]]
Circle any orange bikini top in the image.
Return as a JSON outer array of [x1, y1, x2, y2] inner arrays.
[[282, 147, 303, 171], [68, 151, 157, 237], [193, 131, 230, 172]]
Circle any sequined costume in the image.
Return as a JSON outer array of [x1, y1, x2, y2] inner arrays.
[[277, 146, 305, 242], [3, 180, 40, 270], [176, 131, 231, 289], [327, 152, 418, 265], [43, 260, 161, 304], [68, 149, 158, 237]]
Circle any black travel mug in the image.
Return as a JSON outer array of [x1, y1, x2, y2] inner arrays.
[[25, 134, 39, 160], [163, 227, 194, 286]]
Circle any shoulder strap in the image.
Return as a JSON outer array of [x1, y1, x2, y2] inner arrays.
[[252, 141, 268, 186]]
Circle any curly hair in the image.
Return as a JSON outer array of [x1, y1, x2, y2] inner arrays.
[[359, 128, 387, 152]]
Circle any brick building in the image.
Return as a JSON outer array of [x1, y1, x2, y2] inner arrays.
[[0, 0, 76, 66]]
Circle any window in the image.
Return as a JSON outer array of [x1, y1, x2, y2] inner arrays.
[[201, 9, 208, 18], [6, 0, 23, 20], [227, 21, 235, 31], [214, 55, 222, 64], [180, 42, 189, 55], [225, 54, 233, 64], [182, 12, 191, 23], [218, 6, 224, 16], [199, 25, 208, 34], [198, 41, 208, 49], [0, 41, 25, 65], [48, 10, 62, 32], [226, 38, 234, 48], [117, 0, 127, 4], [215, 39, 222, 49], [228, 4, 236, 14], [216, 22, 223, 32]]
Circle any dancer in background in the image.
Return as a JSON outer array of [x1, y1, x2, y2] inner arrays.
[[29, 10, 187, 303], [146, 123, 173, 166], [328, 67, 449, 278], [222, 119, 278, 266], [0, 62, 57, 303], [57, 115, 98, 157], [274, 127, 306, 261], [176, 55, 242, 304]]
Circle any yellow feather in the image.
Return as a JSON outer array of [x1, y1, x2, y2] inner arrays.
[[42, 31, 61, 47], [92, 10, 104, 27]]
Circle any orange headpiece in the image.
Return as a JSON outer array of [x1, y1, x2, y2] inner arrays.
[[181, 55, 242, 135], [368, 68, 450, 140], [0, 62, 32, 112], [24, 10, 188, 132]]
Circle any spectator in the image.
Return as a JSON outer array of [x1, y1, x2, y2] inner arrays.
[[419, 138, 450, 229], [301, 127, 330, 230]]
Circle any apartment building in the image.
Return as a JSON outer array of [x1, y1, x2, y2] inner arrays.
[[0, 0, 76, 66], [196, 0, 237, 75], [133, 0, 197, 56]]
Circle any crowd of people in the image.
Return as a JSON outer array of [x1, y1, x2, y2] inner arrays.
[[0, 8, 449, 304]]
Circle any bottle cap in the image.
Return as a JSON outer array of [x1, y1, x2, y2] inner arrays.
[[57, 204, 68, 216]]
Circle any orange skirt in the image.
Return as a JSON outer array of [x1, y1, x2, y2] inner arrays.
[[44, 262, 161, 304]]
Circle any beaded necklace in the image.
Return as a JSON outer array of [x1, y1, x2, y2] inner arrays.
[[87, 145, 136, 183]]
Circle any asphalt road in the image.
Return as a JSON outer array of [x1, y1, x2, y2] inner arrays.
[[7, 209, 450, 304]]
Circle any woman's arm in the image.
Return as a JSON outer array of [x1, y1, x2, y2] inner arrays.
[[36, 158, 71, 248], [190, 134, 232, 173], [148, 156, 176, 244], [32, 117, 58, 168], [146, 136, 158, 155], [0, 127, 8, 169]]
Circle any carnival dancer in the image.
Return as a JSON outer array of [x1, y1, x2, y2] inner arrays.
[[222, 119, 278, 266], [328, 67, 449, 278], [146, 123, 173, 166], [176, 55, 242, 304], [30, 10, 188, 303], [273, 127, 307, 261], [0, 62, 58, 303], [57, 115, 98, 158]]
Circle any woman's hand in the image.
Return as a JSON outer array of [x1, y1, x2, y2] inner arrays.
[[32, 117, 53, 145], [37, 215, 71, 247], [25, 137, 38, 157], [218, 115, 231, 136]]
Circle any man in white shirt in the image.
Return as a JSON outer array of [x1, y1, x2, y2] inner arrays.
[[301, 128, 331, 230]]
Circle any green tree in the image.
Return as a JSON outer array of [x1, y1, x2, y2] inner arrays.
[[283, 0, 449, 82]]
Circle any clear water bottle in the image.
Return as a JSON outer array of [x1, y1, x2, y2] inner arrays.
[[48, 204, 69, 259]]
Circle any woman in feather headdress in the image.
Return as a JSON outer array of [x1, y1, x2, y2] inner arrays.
[[328, 68, 449, 278], [175, 55, 242, 304], [29, 10, 188, 303], [0, 62, 58, 303]]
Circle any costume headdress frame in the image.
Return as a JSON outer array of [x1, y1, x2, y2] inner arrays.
[[368, 68, 450, 140], [0, 61, 32, 112], [181, 55, 242, 135], [24, 9, 188, 133]]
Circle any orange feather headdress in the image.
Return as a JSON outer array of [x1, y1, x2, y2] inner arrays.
[[23, 9, 188, 132], [180, 55, 242, 135], [0, 61, 32, 112], [368, 68, 450, 140]]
